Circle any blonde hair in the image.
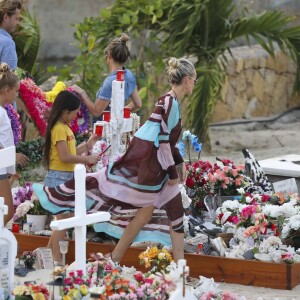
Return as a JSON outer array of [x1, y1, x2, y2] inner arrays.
[[167, 57, 195, 85], [0, 63, 19, 90], [0, 0, 23, 24], [104, 33, 130, 64]]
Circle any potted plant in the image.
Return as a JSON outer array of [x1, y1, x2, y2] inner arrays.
[[14, 192, 49, 231], [19, 251, 37, 271]]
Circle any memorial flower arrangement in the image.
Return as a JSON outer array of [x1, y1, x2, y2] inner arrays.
[[178, 130, 202, 164], [281, 215, 300, 240], [5, 103, 22, 145], [138, 246, 173, 273], [13, 283, 49, 300], [206, 158, 248, 196], [45, 81, 66, 103], [18, 77, 51, 136], [86, 253, 114, 286], [12, 182, 33, 212], [19, 251, 37, 269], [99, 269, 176, 300], [45, 82, 90, 134], [63, 270, 90, 300], [14, 191, 49, 222]]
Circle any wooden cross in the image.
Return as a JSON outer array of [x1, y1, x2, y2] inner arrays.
[[50, 164, 111, 274], [0, 146, 17, 299]]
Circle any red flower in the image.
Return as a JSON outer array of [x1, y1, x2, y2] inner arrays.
[[185, 177, 195, 188]]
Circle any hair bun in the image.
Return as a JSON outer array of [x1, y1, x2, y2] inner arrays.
[[168, 57, 179, 69], [0, 63, 10, 74], [119, 33, 129, 46]]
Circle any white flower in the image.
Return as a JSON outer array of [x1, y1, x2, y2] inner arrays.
[[245, 196, 252, 203], [15, 200, 34, 218], [236, 188, 245, 195]]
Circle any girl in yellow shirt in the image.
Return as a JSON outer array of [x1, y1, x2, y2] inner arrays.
[[43, 90, 99, 263]]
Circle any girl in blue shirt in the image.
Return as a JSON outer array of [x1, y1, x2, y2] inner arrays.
[[73, 33, 141, 117]]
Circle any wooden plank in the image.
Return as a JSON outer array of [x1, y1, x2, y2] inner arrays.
[[14, 233, 300, 290]]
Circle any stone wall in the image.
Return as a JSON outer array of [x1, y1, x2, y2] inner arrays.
[[26, 0, 112, 59], [211, 45, 300, 123]]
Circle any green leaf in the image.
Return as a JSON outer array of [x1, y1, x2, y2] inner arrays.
[[100, 8, 111, 20]]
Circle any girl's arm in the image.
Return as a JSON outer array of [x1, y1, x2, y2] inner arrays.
[[56, 140, 100, 166], [76, 134, 99, 155]]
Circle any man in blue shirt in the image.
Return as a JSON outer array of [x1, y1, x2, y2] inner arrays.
[[0, 0, 22, 70]]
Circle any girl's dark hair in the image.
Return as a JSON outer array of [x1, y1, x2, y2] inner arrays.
[[104, 33, 130, 64], [43, 90, 81, 169]]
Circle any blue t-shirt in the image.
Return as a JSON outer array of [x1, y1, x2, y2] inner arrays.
[[96, 68, 136, 103], [0, 29, 17, 70]]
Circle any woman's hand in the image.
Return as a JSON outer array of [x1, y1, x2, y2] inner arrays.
[[168, 178, 179, 186], [177, 162, 187, 183], [70, 85, 88, 101]]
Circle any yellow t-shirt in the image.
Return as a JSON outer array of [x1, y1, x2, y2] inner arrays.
[[49, 122, 76, 172]]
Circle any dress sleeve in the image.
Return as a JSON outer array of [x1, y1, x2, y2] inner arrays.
[[156, 95, 180, 179]]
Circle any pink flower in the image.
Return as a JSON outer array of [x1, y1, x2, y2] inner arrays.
[[231, 169, 238, 177]]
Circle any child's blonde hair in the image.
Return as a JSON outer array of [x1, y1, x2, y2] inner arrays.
[[0, 63, 19, 90]]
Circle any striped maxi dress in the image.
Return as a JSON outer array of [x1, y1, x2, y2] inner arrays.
[[34, 93, 185, 246]]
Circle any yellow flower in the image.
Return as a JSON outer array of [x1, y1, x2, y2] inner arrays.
[[62, 295, 72, 300], [80, 284, 89, 296], [146, 246, 160, 259], [32, 292, 46, 300], [13, 285, 30, 295], [53, 81, 66, 92], [45, 91, 57, 103], [157, 252, 165, 260]]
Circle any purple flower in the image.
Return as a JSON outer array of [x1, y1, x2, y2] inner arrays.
[[4, 104, 22, 145]]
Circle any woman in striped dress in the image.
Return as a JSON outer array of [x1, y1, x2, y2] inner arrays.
[[35, 57, 197, 263]]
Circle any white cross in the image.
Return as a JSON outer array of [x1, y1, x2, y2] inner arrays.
[[169, 259, 197, 300], [0, 146, 17, 298], [50, 164, 111, 274], [93, 78, 138, 161]]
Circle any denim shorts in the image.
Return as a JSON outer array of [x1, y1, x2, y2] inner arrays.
[[44, 170, 74, 188]]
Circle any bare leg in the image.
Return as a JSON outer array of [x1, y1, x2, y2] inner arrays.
[[110, 206, 155, 262], [47, 212, 72, 263], [0, 178, 14, 225], [170, 226, 184, 262]]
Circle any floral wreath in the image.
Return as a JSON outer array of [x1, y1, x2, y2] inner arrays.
[[45, 82, 90, 134], [5, 103, 22, 145], [18, 78, 51, 136], [67, 87, 90, 134]]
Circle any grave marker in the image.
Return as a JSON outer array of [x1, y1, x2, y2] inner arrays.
[[0, 146, 17, 300]]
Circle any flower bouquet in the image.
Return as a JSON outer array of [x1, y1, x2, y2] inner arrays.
[[19, 251, 37, 270], [138, 246, 173, 273], [13, 283, 49, 300], [14, 195, 49, 222], [281, 215, 300, 249], [63, 270, 90, 300]]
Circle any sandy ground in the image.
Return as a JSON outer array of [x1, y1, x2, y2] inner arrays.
[[14, 109, 300, 299]]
